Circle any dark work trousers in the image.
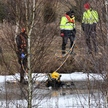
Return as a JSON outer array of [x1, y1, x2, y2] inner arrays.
[[17, 51, 27, 82], [84, 23, 98, 54], [62, 30, 75, 54]]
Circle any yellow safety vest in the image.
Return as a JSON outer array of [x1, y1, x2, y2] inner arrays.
[[60, 15, 75, 30], [82, 8, 99, 24]]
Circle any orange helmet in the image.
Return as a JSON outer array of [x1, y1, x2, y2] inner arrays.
[[22, 28, 26, 33]]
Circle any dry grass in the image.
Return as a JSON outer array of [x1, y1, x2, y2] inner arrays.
[[0, 0, 107, 75], [0, 20, 106, 75]]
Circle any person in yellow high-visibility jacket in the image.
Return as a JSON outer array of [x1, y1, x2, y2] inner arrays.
[[60, 10, 76, 54], [81, 3, 99, 55]]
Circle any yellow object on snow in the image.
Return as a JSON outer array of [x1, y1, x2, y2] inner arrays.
[[51, 72, 60, 80]]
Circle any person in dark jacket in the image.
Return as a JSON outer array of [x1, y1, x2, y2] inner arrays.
[[16, 28, 27, 83], [60, 10, 76, 55], [46, 72, 63, 88]]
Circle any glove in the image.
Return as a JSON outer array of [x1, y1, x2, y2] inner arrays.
[[61, 33, 64, 37], [61, 30, 65, 37], [21, 53, 25, 59], [71, 29, 76, 38], [81, 23, 84, 31], [31, 54, 33, 57], [58, 75, 62, 80], [73, 28, 76, 34]]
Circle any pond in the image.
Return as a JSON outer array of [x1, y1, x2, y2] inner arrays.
[[0, 80, 107, 108]]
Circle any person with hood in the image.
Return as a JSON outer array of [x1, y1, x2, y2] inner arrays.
[[81, 3, 99, 55], [60, 10, 76, 55], [16, 28, 28, 83]]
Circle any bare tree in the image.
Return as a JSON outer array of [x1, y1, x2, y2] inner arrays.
[[1, 0, 108, 107], [0, 0, 59, 107]]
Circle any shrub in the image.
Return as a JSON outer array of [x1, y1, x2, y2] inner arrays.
[[0, 2, 7, 23], [43, 1, 56, 23]]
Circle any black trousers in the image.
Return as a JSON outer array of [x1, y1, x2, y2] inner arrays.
[[17, 51, 27, 82], [84, 23, 98, 53], [62, 30, 75, 54]]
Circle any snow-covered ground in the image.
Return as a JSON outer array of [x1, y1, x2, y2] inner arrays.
[[0, 72, 104, 83], [0, 72, 107, 108]]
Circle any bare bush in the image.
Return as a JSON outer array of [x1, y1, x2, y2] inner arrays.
[[0, 0, 108, 108]]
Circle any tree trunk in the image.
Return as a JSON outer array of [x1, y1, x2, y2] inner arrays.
[[27, 0, 36, 107]]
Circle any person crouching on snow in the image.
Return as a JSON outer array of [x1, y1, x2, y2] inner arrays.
[[46, 72, 63, 88]]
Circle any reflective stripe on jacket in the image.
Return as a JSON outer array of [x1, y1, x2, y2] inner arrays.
[[82, 8, 99, 24], [60, 15, 75, 30]]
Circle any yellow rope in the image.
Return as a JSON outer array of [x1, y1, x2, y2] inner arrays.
[[6, 40, 76, 85], [54, 39, 76, 72]]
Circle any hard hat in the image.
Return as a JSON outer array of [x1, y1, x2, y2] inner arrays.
[[51, 72, 59, 79], [84, 3, 90, 9]]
